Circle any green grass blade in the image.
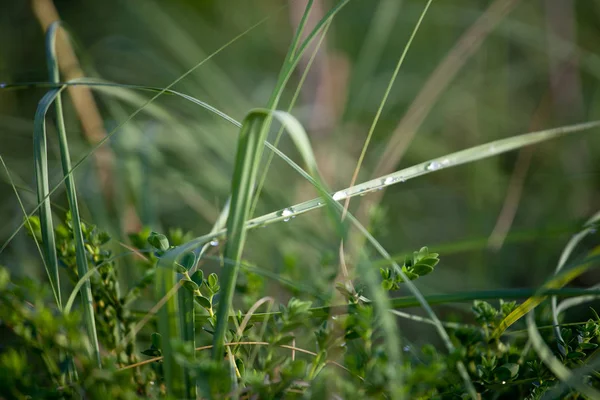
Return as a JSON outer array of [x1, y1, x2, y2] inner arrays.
[[210, 108, 410, 397], [45, 22, 101, 367], [212, 111, 268, 361], [492, 254, 600, 339], [550, 211, 600, 353], [346, 0, 433, 196], [0, 11, 275, 256], [33, 88, 63, 310], [204, 287, 600, 325], [526, 310, 600, 399], [249, 19, 331, 218], [153, 199, 230, 398], [0, 156, 51, 300]]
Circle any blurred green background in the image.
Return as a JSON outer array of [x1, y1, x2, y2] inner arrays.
[[1, 0, 599, 337]]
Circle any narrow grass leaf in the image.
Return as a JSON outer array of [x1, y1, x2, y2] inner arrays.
[[44, 22, 101, 366]]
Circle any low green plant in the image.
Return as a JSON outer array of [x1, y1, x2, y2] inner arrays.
[[2, 216, 598, 399]]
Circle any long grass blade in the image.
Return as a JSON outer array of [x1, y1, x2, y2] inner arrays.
[[45, 22, 101, 367], [33, 88, 63, 309], [492, 254, 600, 339], [550, 211, 600, 353]]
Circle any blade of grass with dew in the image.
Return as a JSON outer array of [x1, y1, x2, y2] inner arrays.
[[264, 139, 475, 398], [59, 80, 600, 255], [115, 82, 600, 359], [492, 253, 600, 340], [44, 22, 101, 366], [27, 82, 600, 253], [201, 108, 407, 398], [551, 211, 600, 354]]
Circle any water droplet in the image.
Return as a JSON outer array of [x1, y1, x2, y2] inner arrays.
[[0, 83, 6, 88], [403, 345, 411, 352], [426, 161, 442, 171], [384, 177, 395, 185], [281, 208, 294, 222], [210, 239, 219, 246], [441, 158, 451, 166], [316, 201, 322, 206], [150, 381, 155, 385], [501, 381, 506, 385], [332, 191, 347, 201], [488, 144, 497, 153], [399, 177, 406, 183]]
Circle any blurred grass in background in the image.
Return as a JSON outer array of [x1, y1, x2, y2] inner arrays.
[[1, 0, 599, 346]]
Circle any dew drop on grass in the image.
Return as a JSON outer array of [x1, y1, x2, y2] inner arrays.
[[403, 345, 411, 352], [0, 83, 5, 88], [281, 208, 294, 222], [210, 239, 219, 246], [502, 381, 506, 385], [332, 191, 347, 201], [426, 161, 442, 171], [384, 177, 395, 185]]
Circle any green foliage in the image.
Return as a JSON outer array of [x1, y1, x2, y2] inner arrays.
[[3, 216, 600, 399], [380, 246, 440, 290]]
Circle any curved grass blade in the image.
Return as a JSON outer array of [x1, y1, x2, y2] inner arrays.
[[526, 310, 600, 399], [33, 88, 64, 310], [0, 10, 277, 256], [492, 253, 600, 339], [199, 108, 407, 398], [43, 22, 101, 367], [551, 211, 600, 353]]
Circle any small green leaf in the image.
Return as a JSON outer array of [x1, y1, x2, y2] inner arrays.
[[196, 296, 212, 309], [174, 263, 188, 274], [382, 279, 394, 291], [148, 232, 169, 251], [179, 252, 197, 271], [208, 273, 218, 288], [182, 279, 199, 292], [412, 263, 434, 276], [191, 270, 204, 288], [495, 363, 519, 381]]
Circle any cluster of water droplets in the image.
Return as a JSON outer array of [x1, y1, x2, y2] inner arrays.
[[281, 207, 294, 222]]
